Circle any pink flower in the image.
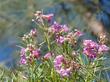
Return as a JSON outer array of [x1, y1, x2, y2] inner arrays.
[[51, 22, 62, 33], [62, 25, 69, 32], [54, 55, 71, 77], [51, 22, 69, 33], [83, 40, 99, 59], [83, 47, 97, 59], [20, 55, 27, 65], [54, 55, 64, 70], [32, 49, 40, 59], [20, 48, 26, 56], [74, 29, 83, 37], [98, 45, 109, 52], [33, 11, 53, 24], [42, 14, 54, 21], [59, 68, 71, 77], [44, 52, 52, 60], [83, 40, 109, 59], [54, 55, 64, 64], [20, 48, 27, 64], [83, 40, 98, 48], [30, 29, 37, 36], [56, 36, 65, 44]]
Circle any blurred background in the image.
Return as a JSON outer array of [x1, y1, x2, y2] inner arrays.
[[0, 0, 110, 68]]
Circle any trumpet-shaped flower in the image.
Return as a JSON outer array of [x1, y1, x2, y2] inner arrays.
[[42, 14, 54, 21], [32, 49, 40, 59], [74, 29, 83, 37], [44, 52, 52, 60]]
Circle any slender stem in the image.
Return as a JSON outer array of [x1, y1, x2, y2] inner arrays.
[[44, 32, 51, 51]]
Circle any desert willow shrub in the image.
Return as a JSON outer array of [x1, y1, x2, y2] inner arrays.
[[18, 10, 109, 82]]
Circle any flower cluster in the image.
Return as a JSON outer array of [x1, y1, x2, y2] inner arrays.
[[54, 55, 80, 77], [48, 22, 69, 44], [65, 30, 83, 45], [49, 23, 83, 45], [33, 11, 83, 46], [20, 47, 41, 65], [32, 11, 54, 24], [20, 29, 40, 64], [22, 28, 37, 41], [50, 22, 69, 33], [83, 40, 109, 59], [54, 55, 72, 77]]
